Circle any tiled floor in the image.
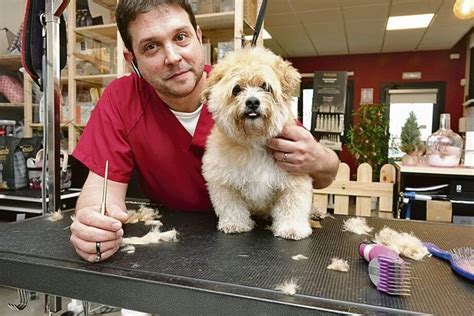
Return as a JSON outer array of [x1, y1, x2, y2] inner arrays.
[[0, 287, 123, 315]]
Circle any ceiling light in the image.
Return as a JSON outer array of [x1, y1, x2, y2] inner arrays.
[[386, 14, 434, 30], [453, 0, 474, 20], [244, 29, 272, 40]]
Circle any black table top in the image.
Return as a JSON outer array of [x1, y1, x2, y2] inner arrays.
[[0, 209, 472, 315]]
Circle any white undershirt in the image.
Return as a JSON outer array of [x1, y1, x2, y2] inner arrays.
[[169, 103, 203, 136]]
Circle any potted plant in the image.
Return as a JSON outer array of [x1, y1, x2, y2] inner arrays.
[[347, 103, 389, 181], [400, 111, 423, 166]]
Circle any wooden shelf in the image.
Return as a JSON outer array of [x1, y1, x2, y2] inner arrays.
[[0, 103, 24, 108], [91, 0, 116, 10], [74, 123, 87, 128], [200, 14, 256, 45], [0, 54, 22, 72], [29, 123, 69, 129], [75, 24, 117, 44], [0, 103, 38, 109], [197, 11, 235, 31], [75, 74, 117, 86]]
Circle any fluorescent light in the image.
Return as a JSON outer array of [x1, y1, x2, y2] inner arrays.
[[386, 14, 434, 30], [244, 29, 272, 40]]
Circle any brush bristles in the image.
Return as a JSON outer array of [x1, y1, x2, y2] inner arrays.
[[368, 256, 411, 296], [450, 247, 474, 273]]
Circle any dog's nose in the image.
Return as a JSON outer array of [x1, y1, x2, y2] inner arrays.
[[245, 97, 260, 110]]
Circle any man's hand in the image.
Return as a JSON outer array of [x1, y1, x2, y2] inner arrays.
[[71, 170, 129, 262], [70, 204, 128, 263], [267, 124, 339, 188]]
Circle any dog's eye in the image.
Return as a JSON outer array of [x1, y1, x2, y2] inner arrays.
[[261, 82, 272, 92], [232, 85, 242, 96]]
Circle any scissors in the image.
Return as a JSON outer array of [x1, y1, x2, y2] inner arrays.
[[99, 160, 108, 216]]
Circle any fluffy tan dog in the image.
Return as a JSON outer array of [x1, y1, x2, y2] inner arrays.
[[202, 47, 313, 240]]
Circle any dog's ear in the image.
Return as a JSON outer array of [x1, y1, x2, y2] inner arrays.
[[274, 59, 301, 101], [201, 71, 223, 103]]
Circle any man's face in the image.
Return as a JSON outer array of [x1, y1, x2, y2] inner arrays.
[[128, 5, 205, 99]]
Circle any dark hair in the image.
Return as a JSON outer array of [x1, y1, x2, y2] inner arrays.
[[116, 0, 197, 53]]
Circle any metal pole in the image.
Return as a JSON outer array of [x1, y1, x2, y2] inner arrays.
[[44, 0, 62, 214]]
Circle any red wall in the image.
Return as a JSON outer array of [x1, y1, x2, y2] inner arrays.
[[289, 38, 468, 173]]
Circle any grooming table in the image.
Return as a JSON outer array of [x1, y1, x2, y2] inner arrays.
[[0, 209, 472, 315]]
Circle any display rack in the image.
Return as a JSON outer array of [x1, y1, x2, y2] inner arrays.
[[310, 74, 353, 151]]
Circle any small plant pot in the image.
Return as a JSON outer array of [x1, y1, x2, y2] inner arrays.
[[401, 153, 418, 166]]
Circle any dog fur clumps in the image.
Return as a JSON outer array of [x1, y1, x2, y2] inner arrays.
[[202, 47, 313, 240]]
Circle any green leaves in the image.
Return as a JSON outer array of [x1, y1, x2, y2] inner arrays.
[[347, 103, 389, 180]]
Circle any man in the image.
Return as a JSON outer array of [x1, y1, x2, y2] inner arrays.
[[70, 0, 339, 263]]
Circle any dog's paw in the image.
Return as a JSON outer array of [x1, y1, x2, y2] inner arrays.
[[218, 218, 255, 234], [273, 221, 312, 240]]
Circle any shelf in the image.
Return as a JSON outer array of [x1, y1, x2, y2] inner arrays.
[[0, 54, 22, 72], [29, 123, 69, 129], [313, 112, 345, 115], [75, 74, 117, 86], [91, 0, 116, 10], [74, 123, 87, 128], [75, 24, 117, 44], [0, 103, 25, 109], [320, 140, 342, 151], [395, 162, 474, 176], [314, 129, 344, 134], [196, 11, 235, 30]]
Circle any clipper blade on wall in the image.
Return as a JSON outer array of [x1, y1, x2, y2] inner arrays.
[[360, 242, 412, 296], [368, 256, 411, 296]]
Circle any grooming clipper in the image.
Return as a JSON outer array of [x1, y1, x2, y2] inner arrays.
[[359, 241, 411, 296]]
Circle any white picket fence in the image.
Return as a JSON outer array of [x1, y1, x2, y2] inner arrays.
[[313, 163, 396, 217]]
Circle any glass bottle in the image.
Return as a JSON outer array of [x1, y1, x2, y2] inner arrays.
[[426, 113, 463, 167]]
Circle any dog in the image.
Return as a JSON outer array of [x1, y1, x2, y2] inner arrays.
[[201, 47, 313, 240]]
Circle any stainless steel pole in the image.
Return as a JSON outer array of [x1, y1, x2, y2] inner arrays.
[[44, 0, 65, 214]]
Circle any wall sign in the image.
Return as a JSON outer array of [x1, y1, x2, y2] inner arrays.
[[312, 71, 348, 113], [361, 88, 374, 104]]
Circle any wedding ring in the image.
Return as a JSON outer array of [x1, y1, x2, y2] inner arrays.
[[283, 152, 288, 163], [95, 242, 101, 263]]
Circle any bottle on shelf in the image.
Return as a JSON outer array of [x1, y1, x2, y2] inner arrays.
[[426, 113, 463, 167]]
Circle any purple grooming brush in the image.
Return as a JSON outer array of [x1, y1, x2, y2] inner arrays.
[[359, 241, 411, 296]]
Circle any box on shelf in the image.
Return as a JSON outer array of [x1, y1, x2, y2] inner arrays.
[[426, 200, 452, 223]]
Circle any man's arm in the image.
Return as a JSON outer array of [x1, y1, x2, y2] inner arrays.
[[267, 124, 340, 189], [307, 142, 340, 189], [70, 171, 129, 262]]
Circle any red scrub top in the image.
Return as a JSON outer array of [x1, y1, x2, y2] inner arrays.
[[73, 66, 214, 212]]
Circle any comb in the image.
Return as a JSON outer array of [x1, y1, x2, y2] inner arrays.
[[359, 242, 411, 296]]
